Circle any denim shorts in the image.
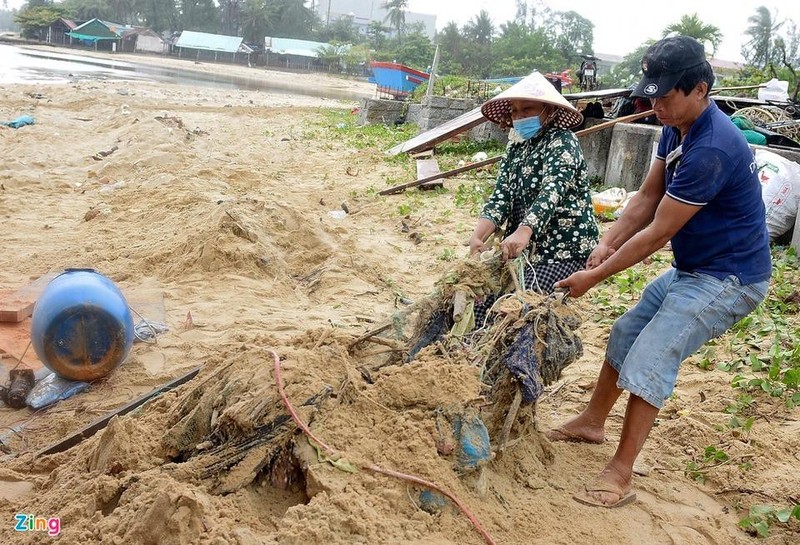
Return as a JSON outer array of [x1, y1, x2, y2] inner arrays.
[[606, 268, 769, 408]]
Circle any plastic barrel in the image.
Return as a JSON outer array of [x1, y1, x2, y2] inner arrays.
[[31, 269, 134, 381]]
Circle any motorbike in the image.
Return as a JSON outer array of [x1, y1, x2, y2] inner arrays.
[[577, 55, 599, 91]]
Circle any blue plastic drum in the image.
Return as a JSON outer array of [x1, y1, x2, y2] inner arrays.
[[31, 269, 134, 381]]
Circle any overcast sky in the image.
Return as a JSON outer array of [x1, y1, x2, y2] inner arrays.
[[408, 0, 799, 62]]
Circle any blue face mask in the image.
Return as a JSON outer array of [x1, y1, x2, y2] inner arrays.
[[512, 115, 542, 141]]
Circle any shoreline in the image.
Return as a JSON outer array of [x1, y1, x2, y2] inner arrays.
[[9, 42, 377, 100]]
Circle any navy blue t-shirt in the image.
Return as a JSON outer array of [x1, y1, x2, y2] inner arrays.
[[656, 101, 771, 284]]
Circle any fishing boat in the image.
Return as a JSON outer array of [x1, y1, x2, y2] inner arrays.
[[369, 61, 430, 99]]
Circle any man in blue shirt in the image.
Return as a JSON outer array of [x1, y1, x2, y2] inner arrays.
[[550, 36, 771, 508]]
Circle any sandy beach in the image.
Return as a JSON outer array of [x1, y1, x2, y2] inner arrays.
[[0, 50, 798, 544]]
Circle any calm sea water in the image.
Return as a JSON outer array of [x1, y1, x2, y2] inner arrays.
[[0, 44, 151, 84], [0, 44, 366, 100]]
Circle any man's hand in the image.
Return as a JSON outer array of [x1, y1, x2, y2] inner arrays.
[[554, 269, 600, 298], [500, 226, 532, 261], [586, 242, 616, 269]]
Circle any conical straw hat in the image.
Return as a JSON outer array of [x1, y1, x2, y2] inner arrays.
[[481, 71, 583, 129]]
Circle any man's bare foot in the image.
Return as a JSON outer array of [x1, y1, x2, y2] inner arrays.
[[546, 416, 604, 444]]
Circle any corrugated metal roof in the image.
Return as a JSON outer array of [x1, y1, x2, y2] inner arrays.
[[176, 31, 243, 53], [264, 37, 329, 58], [68, 18, 132, 41]]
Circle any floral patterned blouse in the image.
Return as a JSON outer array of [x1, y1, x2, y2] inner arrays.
[[480, 127, 599, 264]]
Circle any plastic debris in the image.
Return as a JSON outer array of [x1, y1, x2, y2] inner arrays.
[[2, 115, 35, 129], [133, 319, 169, 343], [418, 489, 448, 513], [453, 414, 492, 471], [26, 373, 90, 410], [591, 187, 627, 216]]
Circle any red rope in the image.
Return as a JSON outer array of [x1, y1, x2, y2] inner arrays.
[[268, 348, 498, 545]]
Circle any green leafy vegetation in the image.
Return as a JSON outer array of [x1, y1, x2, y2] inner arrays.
[[739, 504, 800, 538], [314, 109, 417, 152], [718, 248, 800, 409]]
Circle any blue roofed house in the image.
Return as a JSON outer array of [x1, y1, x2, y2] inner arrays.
[[67, 18, 133, 51], [175, 30, 253, 64], [263, 37, 329, 70]]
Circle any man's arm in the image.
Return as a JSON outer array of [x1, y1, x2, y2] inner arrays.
[[587, 158, 667, 268], [557, 194, 701, 297]]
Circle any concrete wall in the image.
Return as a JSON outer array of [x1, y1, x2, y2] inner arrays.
[[357, 98, 407, 126], [469, 120, 507, 144], [416, 96, 478, 132], [577, 118, 615, 182], [589, 124, 800, 192], [603, 123, 663, 191]]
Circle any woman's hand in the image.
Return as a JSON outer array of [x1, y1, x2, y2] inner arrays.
[[586, 242, 615, 269], [500, 226, 533, 261], [469, 236, 489, 256]]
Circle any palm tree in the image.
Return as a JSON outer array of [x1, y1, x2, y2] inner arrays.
[[465, 9, 494, 45], [742, 6, 784, 68], [381, 0, 407, 35], [662, 13, 722, 57]]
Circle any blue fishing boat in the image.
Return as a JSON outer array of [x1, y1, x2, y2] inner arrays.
[[369, 61, 430, 99]]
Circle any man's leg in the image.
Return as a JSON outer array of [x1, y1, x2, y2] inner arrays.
[[578, 273, 768, 506], [546, 359, 623, 443], [580, 394, 659, 505], [548, 270, 677, 444]]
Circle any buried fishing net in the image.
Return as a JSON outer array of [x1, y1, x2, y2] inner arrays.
[[404, 254, 584, 441]]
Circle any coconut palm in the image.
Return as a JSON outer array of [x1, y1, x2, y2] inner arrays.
[[464, 9, 494, 45], [381, 0, 407, 35], [662, 13, 722, 57], [742, 6, 784, 68]]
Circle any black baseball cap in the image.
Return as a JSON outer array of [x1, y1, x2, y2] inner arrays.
[[632, 36, 707, 98]]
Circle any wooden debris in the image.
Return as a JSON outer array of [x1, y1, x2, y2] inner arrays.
[[0, 272, 58, 323], [379, 109, 655, 196], [36, 366, 201, 457], [415, 158, 443, 190]]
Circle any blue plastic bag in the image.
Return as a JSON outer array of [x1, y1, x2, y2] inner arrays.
[[3, 115, 35, 129], [26, 373, 90, 409]]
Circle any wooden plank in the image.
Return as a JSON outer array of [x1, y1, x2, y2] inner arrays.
[[386, 106, 486, 156], [416, 158, 443, 189], [385, 88, 638, 157], [0, 272, 58, 323], [712, 95, 791, 107], [562, 88, 632, 101], [380, 156, 501, 195], [416, 158, 441, 179], [379, 109, 656, 196], [36, 366, 202, 457]]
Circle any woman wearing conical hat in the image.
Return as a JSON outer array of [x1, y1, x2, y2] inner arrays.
[[469, 72, 599, 298]]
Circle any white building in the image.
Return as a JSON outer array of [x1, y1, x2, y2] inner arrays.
[[312, 0, 436, 39]]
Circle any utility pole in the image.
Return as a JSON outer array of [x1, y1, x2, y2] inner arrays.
[[426, 44, 440, 98]]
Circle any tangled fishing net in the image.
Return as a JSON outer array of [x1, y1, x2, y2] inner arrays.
[[403, 254, 584, 440], [731, 105, 800, 144]]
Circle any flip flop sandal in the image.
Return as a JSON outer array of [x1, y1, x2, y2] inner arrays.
[[572, 481, 637, 508]]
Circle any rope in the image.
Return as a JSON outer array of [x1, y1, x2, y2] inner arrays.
[[267, 347, 498, 545]]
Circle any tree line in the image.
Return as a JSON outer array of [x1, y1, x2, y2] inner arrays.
[[4, 0, 799, 97]]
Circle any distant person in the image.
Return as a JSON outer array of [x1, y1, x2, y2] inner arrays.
[[551, 36, 771, 508], [469, 72, 598, 310]]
